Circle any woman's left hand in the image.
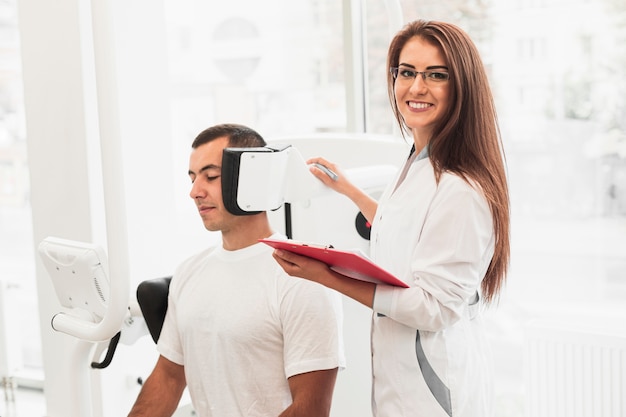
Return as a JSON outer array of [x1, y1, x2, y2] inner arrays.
[[273, 248, 377, 308], [272, 249, 332, 284]]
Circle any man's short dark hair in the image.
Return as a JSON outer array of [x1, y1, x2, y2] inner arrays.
[[191, 123, 267, 149]]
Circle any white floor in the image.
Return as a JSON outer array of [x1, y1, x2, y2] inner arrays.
[[1, 385, 46, 417], [1, 385, 196, 417]]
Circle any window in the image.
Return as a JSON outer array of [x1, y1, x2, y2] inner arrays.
[[164, 0, 347, 139], [0, 0, 39, 380]]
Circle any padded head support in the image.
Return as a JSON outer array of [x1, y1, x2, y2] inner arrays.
[[221, 145, 291, 215], [221, 147, 268, 215], [136, 277, 172, 344]]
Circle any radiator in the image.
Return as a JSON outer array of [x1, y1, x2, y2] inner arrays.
[[524, 318, 626, 417]]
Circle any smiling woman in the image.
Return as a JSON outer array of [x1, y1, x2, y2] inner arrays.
[[270, 19, 509, 417]]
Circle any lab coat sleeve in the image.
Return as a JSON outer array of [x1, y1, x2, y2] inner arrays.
[[373, 178, 494, 331]]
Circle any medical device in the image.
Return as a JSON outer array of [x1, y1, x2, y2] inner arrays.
[[221, 141, 401, 248], [38, 237, 110, 323], [221, 144, 332, 215], [37, 237, 145, 369]]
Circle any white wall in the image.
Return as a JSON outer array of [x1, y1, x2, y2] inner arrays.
[[18, 0, 104, 414]]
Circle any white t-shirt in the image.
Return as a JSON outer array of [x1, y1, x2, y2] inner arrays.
[[158, 236, 345, 417]]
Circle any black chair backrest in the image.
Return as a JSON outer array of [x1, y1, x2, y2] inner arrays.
[[136, 276, 172, 344]]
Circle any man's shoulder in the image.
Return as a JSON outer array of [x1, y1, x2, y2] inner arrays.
[[275, 268, 340, 306], [181, 246, 217, 265], [172, 246, 218, 282]]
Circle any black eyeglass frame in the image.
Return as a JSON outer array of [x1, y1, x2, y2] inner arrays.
[[390, 67, 450, 83]]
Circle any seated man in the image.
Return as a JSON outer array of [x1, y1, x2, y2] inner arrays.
[[128, 123, 345, 417]]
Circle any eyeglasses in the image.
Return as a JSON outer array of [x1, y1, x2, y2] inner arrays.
[[390, 67, 450, 85]]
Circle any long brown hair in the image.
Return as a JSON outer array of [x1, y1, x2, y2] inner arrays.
[[387, 20, 510, 304]]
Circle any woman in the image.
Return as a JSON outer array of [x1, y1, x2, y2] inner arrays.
[[272, 19, 509, 417]]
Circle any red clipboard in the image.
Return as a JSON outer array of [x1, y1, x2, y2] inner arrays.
[[260, 238, 409, 288]]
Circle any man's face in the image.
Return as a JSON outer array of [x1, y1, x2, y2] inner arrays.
[[188, 136, 238, 232]]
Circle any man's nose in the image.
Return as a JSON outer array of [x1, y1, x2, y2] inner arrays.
[[190, 180, 206, 199]]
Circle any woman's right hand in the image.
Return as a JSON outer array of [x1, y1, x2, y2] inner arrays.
[[306, 157, 379, 224], [307, 157, 353, 196]]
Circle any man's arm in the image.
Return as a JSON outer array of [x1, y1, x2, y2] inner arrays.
[[279, 368, 339, 417], [128, 355, 187, 417]]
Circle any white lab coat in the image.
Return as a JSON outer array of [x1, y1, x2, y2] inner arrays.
[[369, 153, 496, 417]]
